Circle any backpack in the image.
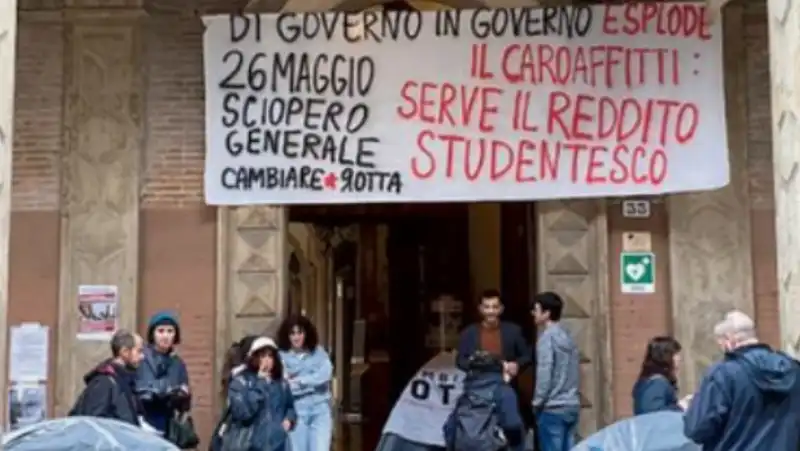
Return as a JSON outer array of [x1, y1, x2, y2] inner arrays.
[[69, 376, 117, 417], [208, 406, 231, 451], [450, 384, 507, 451]]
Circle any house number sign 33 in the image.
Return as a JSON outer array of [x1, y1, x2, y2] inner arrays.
[[622, 200, 651, 219]]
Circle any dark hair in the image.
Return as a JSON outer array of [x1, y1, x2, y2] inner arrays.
[[532, 291, 564, 321], [276, 315, 319, 351], [246, 346, 284, 380], [480, 289, 501, 302], [638, 336, 682, 385], [147, 316, 181, 345], [110, 329, 137, 357], [220, 335, 258, 396]]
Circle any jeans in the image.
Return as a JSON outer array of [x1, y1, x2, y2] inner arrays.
[[289, 404, 332, 451], [536, 408, 579, 451]]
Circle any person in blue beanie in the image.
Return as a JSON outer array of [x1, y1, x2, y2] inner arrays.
[[276, 315, 333, 451], [135, 311, 191, 438]]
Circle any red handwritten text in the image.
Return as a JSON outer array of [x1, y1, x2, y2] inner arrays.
[[498, 44, 679, 88], [602, 3, 712, 40], [546, 92, 699, 147], [409, 132, 667, 186], [396, 81, 503, 133], [397, 15, 709, 190]]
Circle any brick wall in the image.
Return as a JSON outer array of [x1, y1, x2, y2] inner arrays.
[[142, 16, 207, 209], [605, 6, 778, 418], [12, 11, 218, 437], [609, 202, 672, 418], [13, 14, 211, 212], [744, 3, 781, 348], [140, 14, 217, 435], [12, 20, 62, 212]]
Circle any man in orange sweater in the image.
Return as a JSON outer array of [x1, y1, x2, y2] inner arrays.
[[455, 289, 531, 379]]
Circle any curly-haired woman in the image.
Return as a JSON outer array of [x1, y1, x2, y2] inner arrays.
[[276, 315, 333, 451]]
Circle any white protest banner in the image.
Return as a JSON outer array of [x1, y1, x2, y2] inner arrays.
[[203, 4, 728, 206]]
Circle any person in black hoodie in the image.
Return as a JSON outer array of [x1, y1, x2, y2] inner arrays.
[[69, 329, 145, 426]]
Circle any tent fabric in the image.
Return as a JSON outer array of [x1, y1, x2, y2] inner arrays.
[[571, 411, 701, 451], [2, 416, 180, 451], [375, 432, 445, 451], [378, 352, 464, 450], [376, 351, 538, 451]]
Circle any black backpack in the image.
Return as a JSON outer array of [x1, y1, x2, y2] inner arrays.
[[450, 383, 507, 451], [68, 376, 117, 417]]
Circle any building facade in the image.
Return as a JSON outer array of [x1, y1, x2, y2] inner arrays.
[[1, 0, 796, 444]]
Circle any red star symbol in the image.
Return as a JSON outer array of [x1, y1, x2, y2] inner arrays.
[[323, 172, 338, 190]]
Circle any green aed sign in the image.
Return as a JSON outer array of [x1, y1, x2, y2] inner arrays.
[[620, 252, 655, 294]]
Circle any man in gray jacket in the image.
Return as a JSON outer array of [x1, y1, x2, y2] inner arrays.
[[531, 291, 581, 451]]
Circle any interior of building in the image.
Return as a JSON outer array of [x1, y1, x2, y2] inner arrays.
[[288, 199, 538, 449]]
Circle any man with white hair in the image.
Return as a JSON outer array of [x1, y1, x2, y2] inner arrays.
[[683, 310, 800, 451]]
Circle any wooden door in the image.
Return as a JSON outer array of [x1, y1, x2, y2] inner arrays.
[[386, 215, 470, 402], [501, 202, 536, 429]]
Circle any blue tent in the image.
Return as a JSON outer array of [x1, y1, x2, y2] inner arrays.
[[571, 411, 700, 451], [2, 417, 179, 451], [376, 432, 445, 451]]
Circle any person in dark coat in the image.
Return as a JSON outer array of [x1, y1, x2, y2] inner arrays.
[[135, 311, 191, 435], [226, 336, 297, 451], [632, 336, 683, 415], [456, 289, 530, 378], [69, 329, 144, 426], [209, 334, 259, 451], [684, 311, 800, 451]]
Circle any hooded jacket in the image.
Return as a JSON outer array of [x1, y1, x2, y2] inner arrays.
[[135, 311, 190, 433], [69, 359, 141, 426], [684, 343, 800, 451], [533, 322, 580, 411], [227, 368, 297, 451], [632, 374, 681, 415]]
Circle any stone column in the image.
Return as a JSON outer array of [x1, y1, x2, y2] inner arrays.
[[768, 0, 800, 357], [669, 4, 755, 390], [54, 3, 145, 415], [0, 0, 17, 429], [214, 206, 287, 391], [535, 200, 613, 435]]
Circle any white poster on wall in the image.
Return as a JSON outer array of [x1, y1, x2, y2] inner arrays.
[[77, 285, 119, 341], [9, 323, 49, 382], [202, 4, 728, 206]]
